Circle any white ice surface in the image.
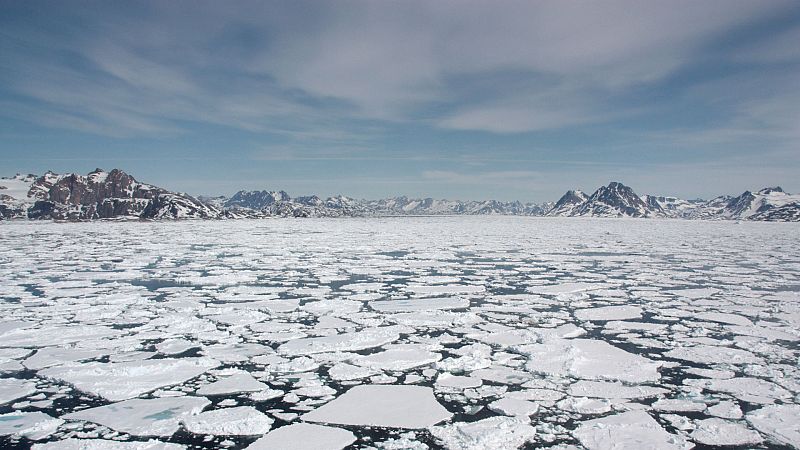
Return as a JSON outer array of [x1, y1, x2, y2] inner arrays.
[[302, 384, 452, 429], [33, 440, 185, 450], [746, 404, 800, 448], [64, 396, 210, 437], [0, 411, 63, 440], [41, 358, 219, 401], [246, 423, 356, 450], [573, 410, 692, 450], [429, 416, 536, 450], [182, 406, 273, 435]]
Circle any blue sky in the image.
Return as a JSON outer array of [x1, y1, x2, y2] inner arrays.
[[1, 0, 799, 202]]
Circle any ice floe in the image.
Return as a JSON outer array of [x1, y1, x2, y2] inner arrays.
[[182, 406, 273, 435], [64, 396, 210, 436], [573, 410, 692, 450], [302, 384, 452, 429], [246, 423, 356, 450], [40, 358, 219, 401]]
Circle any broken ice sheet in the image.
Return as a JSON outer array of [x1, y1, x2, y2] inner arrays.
[[0, 411, 63, 440], [521, 338, 662, 383], [64, 396, 210, 437], [429, 416, 536, 450], [302, 384, 452, 428], [182, 406, 273, 435], [33, 440, 186, 450], [573, 410, 692, 450], [0, 377, 37, 405], [40, 357, 220, 401], [246, 423, 356, 450]]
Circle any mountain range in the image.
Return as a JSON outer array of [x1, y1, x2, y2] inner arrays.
[[1, 168, 798, 221]]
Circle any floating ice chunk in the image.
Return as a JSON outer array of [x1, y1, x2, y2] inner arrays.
[[652, 398, 707, 412], [302, 384, 451, 429], [684, 368, 735, 379], [278, 327, 402, 355], [430, 416, 536, 450], [573, 410, 692, 450], [352, 345, 441, 371], [0, 411, 63, 440], [33, 439, 185, 450], [390, 311, 480, 328], [0, 325, 123, 348], [328, 362, 379, 381], [406, 284, 484, 296], [471, 367, 530, 385], [40, 357, 219, 401], [690, 418, 761, 446], [604, 321, 667, 332], [23, 347, 107, 370], [435, 373, 483, 391], [686, 377, 791, 404], [64, 396, 210, 437], [506, 388, 564, 402], [182, 406, 273, 435], [522, 339, 662, 383], [246, 423, 356, 450], [156, 339, 199, 356], [574, 306, 642, 322], [727, 325, 798, 341], [707, 400, 742, 419], [488, 397, 539, 417], [695, 312, 753, 326], [666, 288, 719, 299], [665, 344, 761, 365], [746, 404, 800, 448], [568, 381, 668, 399], [0, 378, 37, 405], [195, 373, 268, 396], [369, 297, 469, 312], [557, 397, 612, 414], [527, 283, 604, 295]]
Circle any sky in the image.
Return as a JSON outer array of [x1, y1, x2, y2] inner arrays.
[[1, 0, 799, 202]]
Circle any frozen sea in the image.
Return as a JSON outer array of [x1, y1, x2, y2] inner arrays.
[[1, 217, 798, 450]]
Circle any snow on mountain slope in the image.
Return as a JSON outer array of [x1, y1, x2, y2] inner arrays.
[[568, 182, 652, 217], [0, 174, 38, 219], [4, 168, 219, 220], [547, 190, 589, 216]]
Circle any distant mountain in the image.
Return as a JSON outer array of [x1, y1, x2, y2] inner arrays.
[[0, 169, 218, 220], [546, 182, 800, 221], [2, 169, 798, 221]]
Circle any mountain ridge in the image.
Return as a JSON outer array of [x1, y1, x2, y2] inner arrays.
[[1, 169, 798, 221]]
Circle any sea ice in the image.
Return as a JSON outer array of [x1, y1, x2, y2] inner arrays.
[[278, 327, 402, 355], [0, 377, 37, 405], [429, 416, 536, 450], [574, 305, 643, 322], [567, 380, 668, 399], [302, 384, 452, 429], [0, 411, 63, 440], [522, 339, 662, 383], [182, 406, 273, 435], [369, 297, 469, 312], [64, 396, 210, 437], [246, 423, 356, 450], [690, 418, 762, 446], [195, 372, 268, 396], [33, 440, 185, 450], [746, 404, 800, 448], [573, 410, 692, 450]]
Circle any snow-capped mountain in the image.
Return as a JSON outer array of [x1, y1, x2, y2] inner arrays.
[[553, 182, 653, 217], [0, 169, 218, 220], [547, 190, 589, 216], [3, 169, 799, 221], [546, 182, 800, 221]]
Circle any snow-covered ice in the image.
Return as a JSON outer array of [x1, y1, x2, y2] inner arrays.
[[246, 423, 355, 450], [64, 396, 210, 437], [0, 217, 798, 449], [302, 385, 452, 428]]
